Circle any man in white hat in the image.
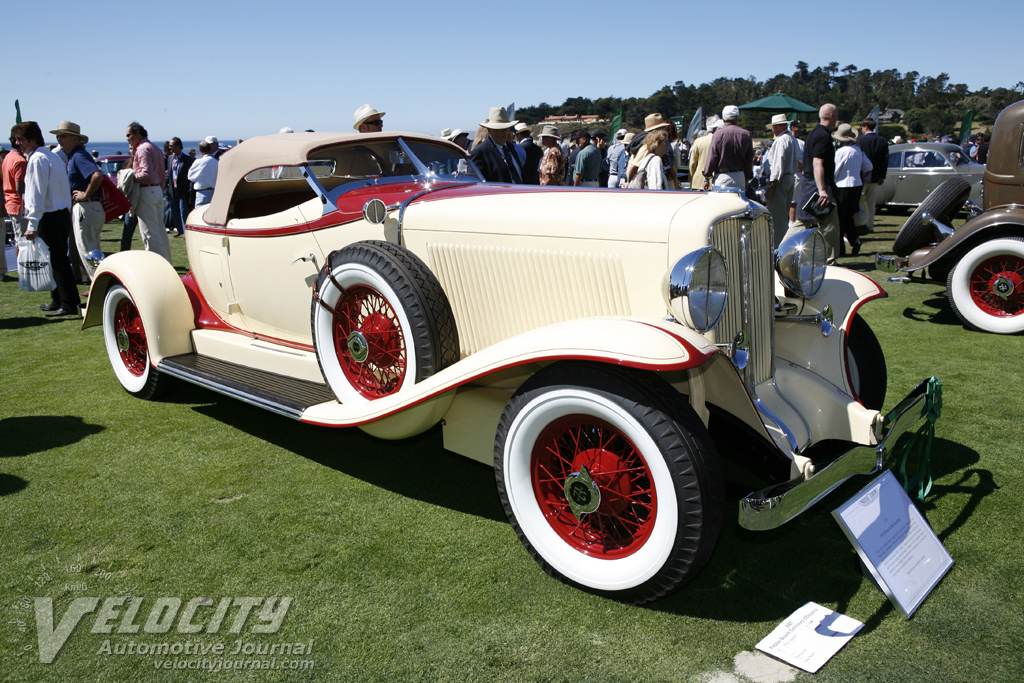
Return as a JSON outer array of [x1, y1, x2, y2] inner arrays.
[[52, 121, 104, 280], [606, 129, 627, 188], [470, 107, 523, 183], [763, 114, 800, 247], [353, 104, 385, 133], [702, 105, 753, 190], [538, 125, 566, 186]]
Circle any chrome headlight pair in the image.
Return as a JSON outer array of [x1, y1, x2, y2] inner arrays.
[[776, 229, 826, 298], [663, 248, 728, 333]]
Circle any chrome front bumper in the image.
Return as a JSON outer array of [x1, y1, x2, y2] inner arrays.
[[738, 378, 933, 530]]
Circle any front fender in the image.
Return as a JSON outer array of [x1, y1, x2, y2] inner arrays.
[[906, 204, 1024, 271], [82, 251, 195, 364], [775, 266, 886, 395]]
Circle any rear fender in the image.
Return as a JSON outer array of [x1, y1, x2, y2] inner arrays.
[[81, 251, 195, 363], [907, 205, 1024, 271]]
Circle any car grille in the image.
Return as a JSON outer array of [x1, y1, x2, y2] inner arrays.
[[709, 214, 775, 386]]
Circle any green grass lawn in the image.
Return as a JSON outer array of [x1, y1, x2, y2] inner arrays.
[[1, 212, 1022, 682]]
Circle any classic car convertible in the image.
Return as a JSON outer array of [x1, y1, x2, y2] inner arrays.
[[84, 131, 934, 603], [879, 100, 1024, 334]]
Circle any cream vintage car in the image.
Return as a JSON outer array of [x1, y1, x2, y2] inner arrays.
[[83, 132, 934, 604]]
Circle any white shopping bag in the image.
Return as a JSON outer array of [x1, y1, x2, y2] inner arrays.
[[17, 238, 57, 292]]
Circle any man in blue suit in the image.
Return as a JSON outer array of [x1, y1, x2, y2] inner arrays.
[[167, 138, 193, 236]]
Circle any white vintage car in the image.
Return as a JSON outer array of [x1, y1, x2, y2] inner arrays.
[[84, 132, 933, 604]]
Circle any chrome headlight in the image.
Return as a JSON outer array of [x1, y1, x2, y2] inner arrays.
[[776, 229, 826, 298], [663, 247, 728, 333]]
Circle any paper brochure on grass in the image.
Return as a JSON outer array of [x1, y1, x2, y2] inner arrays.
[[756, 602, 864, 673]]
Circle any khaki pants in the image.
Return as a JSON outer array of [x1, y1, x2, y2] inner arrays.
[[135, 185, 171, 263], [72, 201, 105, 280], [782, 209, 841, 264], [766, 174, 795, 248], [861, 182, 880, 233]]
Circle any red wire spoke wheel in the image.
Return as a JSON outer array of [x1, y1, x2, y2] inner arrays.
[[312, 241, 459, 404], [532, 415, 656, 559], [968, 254, 1024, 317], [947, 237, 1024, 334], [101, 284, 168, 398], [332, 284, 408, 399], [495, 364, 723, 604]]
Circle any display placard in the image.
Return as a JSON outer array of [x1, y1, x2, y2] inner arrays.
[[756, 602, 864, 673], [833, 470, 953, 617]]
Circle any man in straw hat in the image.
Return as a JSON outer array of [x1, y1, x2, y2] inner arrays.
[[353, 104, 385, 133], [470, 107, 523, 183], [702, 105, 752, 191], [624, 113, 673, 185], [763, 114, 800, 247], [52, 121, 104, 280]]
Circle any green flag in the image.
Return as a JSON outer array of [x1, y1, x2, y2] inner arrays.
[[959, 109, 974, 143], [15, 99, 21, 124], [609, 108, 622, 137]]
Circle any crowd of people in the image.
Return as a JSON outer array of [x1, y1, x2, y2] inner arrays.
[[2, 100, 962, 312]]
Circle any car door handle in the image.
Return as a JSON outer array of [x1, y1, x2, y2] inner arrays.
[[897, 175, 908, 179], [291, 253, 318, 266]]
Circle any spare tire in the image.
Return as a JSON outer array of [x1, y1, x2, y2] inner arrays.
[[311, 240, 459, 403], [892, 177, 971, 257]]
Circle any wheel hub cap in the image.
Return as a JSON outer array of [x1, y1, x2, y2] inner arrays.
[[563, 466, 601, 520], [117, 328, 130, 353], [347, 331, 369, 363], [992, 275, 1014, 300]]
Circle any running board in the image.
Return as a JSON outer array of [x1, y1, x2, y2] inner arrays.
[[158, 353, 337, 419]]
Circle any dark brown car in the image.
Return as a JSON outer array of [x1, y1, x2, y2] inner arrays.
[[877, 100, 1024, 334]]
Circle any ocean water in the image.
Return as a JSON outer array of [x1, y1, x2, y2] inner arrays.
[[82, 139, 239, 158]]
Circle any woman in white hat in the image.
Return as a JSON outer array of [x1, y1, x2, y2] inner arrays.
[[832, 123, 873, 256]]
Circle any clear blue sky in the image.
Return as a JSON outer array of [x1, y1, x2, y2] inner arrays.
[[6, 0, 1020, 143]]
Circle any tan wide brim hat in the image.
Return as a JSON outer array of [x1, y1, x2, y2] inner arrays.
[[832, 123, 858, 143], [353, 104, 385, 130], [644, 113, 671, 131], [765, 114, 789, 129], [538, 124, 561, 141], [481, 106, 518, 130], [49, 120, 88, 143]]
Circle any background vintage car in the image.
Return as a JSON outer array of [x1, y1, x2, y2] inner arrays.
[[878, 100, 1024, 334], [82, 132, 932, 603], [96, 154, 129, 182], [875, 142, 985, 210]]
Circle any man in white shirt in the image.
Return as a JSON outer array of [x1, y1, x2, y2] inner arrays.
[[764, 114, 800, 247], [188, 139, 219, 206], [13, 121, 81, 316]]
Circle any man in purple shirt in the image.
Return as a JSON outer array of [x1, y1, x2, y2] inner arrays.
[[125, 121, 171, 262], [702, 105, 753, 191]]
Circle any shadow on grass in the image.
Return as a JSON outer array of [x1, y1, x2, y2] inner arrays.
[[0, 316, 52, 331], [0, 473, 28, 496], [0, 416, 105, 457], [902, 301, 963, 327], [650, 436, 988, 624], [190, 398, 506, 524]]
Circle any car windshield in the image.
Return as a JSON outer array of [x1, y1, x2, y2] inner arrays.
[[98, 159, 126, 175]]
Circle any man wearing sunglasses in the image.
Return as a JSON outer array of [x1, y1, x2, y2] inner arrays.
[[353, 104, 385, 133]]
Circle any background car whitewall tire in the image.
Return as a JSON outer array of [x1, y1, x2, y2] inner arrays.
[[947, 237, 1024, 334], [494, 364, 723, 604]]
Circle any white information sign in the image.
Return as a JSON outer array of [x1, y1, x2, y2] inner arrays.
[[833, 469, 953, 617], [755, 602, 864, 673]]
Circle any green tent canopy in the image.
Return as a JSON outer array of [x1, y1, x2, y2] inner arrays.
[[738, 93, 817, 113]]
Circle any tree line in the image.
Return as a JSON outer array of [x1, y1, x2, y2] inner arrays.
[[516, 62, 1024, 137]]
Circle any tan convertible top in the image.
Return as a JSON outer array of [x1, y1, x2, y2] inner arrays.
[[204, 131, 458, 226]]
